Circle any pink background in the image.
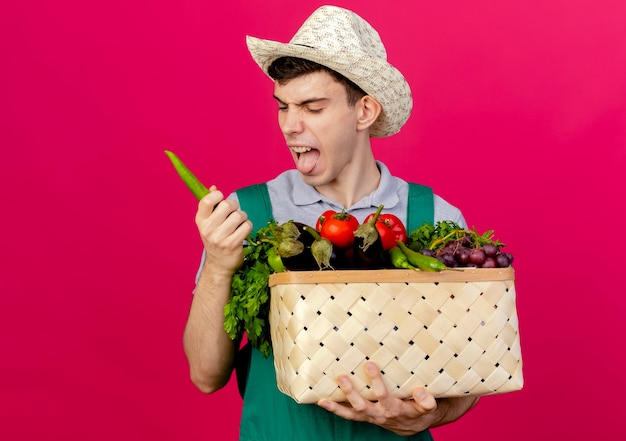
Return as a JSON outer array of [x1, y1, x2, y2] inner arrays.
[[2, 0, 625, 439]]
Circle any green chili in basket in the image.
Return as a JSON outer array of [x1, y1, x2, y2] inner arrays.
[[397, 241, 447, 272], [164, 150, 210, 201]]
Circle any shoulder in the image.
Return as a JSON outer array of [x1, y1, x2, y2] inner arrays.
[[266, 169, 302, 189], [380, 161, 467, 228], [433, 194, 467, 228]]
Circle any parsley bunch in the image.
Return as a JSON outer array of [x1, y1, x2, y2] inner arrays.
[[407, 221, 505, 252], [223, 222, 277, 358]]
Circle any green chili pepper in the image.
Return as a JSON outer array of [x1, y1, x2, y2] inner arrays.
[[267, 247, 286, 273], [388, 245, 417, 270], [397, 241, 447, 272], [164, 150, 210, 201]]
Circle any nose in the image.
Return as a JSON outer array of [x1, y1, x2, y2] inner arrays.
[[279, 108, 304, 136]]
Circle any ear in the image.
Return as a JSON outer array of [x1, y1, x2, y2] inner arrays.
[[356, 96, 383, 132]]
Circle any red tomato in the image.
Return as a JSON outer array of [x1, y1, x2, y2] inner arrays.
[[315, 210, 335, 232], [363, 213, 408, 250], [317, 210, 359, 249]]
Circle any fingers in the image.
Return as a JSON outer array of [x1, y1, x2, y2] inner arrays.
[[337, 374, 369, 413], [329, 363, 397, 413], [216, 203, 250, 240], [317, 397, 359, 421], [364, 362, 391, 401], [316, 363, 443, 435], [412, 388, 437, 413], [195, 188, 252, 258], [319, 363, 438, 414], [196, 188, 248, 228], [321, 364, 394, 420], [195, 188, 224, 220], [362, 362, 436, 414], [316, 373, 370, 421]]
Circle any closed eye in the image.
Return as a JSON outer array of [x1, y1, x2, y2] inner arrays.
[[273, 94, 329, 114]]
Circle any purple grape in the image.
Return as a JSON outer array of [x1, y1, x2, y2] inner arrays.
[[455, 247, 471, 265], [483, 243, 499, 257], [481, 257, 497, 268], [441, 241, 459, 255], [469, 248, 486, 265], [421, 248, 434, 257], [501, 252, 514, 265], [439, 252, 457, 267], [495, 253, 511, 267], [460, 234, 472, 247]]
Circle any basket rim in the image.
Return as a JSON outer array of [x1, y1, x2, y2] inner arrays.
[[269, 267, 515, 286]]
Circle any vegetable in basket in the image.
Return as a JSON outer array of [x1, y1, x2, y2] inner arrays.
[[303, 225, 333, 270], [363, 212, 408, 251], [266, 246, 286, 273], [396, 241, 447, 272], [278, 221, 319, 271], [387, 245, 416, 270], [352, 205, 386, 269], [316, 209, 360, 249], [407, 221, 514, 269]]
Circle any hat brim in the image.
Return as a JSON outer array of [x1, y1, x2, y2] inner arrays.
[[246, 35, 412, 138]]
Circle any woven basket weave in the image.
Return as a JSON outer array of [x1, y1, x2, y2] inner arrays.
[[268, 268, 523, 404]]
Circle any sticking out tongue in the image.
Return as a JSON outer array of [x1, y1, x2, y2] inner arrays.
[[295, 149, 320, 175]]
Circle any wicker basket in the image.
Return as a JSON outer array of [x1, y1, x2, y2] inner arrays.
[[268, 268, 523, 404]]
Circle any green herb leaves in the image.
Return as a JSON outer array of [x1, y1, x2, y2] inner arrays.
[[223, 223, 277, 358], [407, 221, 505, 252]]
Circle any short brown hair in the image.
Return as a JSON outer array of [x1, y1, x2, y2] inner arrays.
[[268, 57, 366, 106]]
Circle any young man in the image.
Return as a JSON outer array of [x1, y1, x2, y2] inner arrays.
[[183, 6, 478, 440]]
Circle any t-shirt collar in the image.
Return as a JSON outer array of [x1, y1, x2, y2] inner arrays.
[[291, 161, 401, 211]]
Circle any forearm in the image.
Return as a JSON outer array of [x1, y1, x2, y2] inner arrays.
[[183, 266, 237, 394]]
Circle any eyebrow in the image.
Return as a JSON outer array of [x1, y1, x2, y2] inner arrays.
[[273, 95, 330, 106]]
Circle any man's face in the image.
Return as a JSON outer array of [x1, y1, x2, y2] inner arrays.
[[273, 70, 364, 189]]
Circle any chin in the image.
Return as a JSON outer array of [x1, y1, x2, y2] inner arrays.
[[299, 172, 327, 188]]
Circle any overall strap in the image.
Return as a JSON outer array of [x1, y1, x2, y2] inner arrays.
[[236, 183, 274, 234], [233, 183, 273, 398], [406, 183, 434, 231]]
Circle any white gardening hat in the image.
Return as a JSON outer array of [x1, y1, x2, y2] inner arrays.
[[246, 5, 412, 138]]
